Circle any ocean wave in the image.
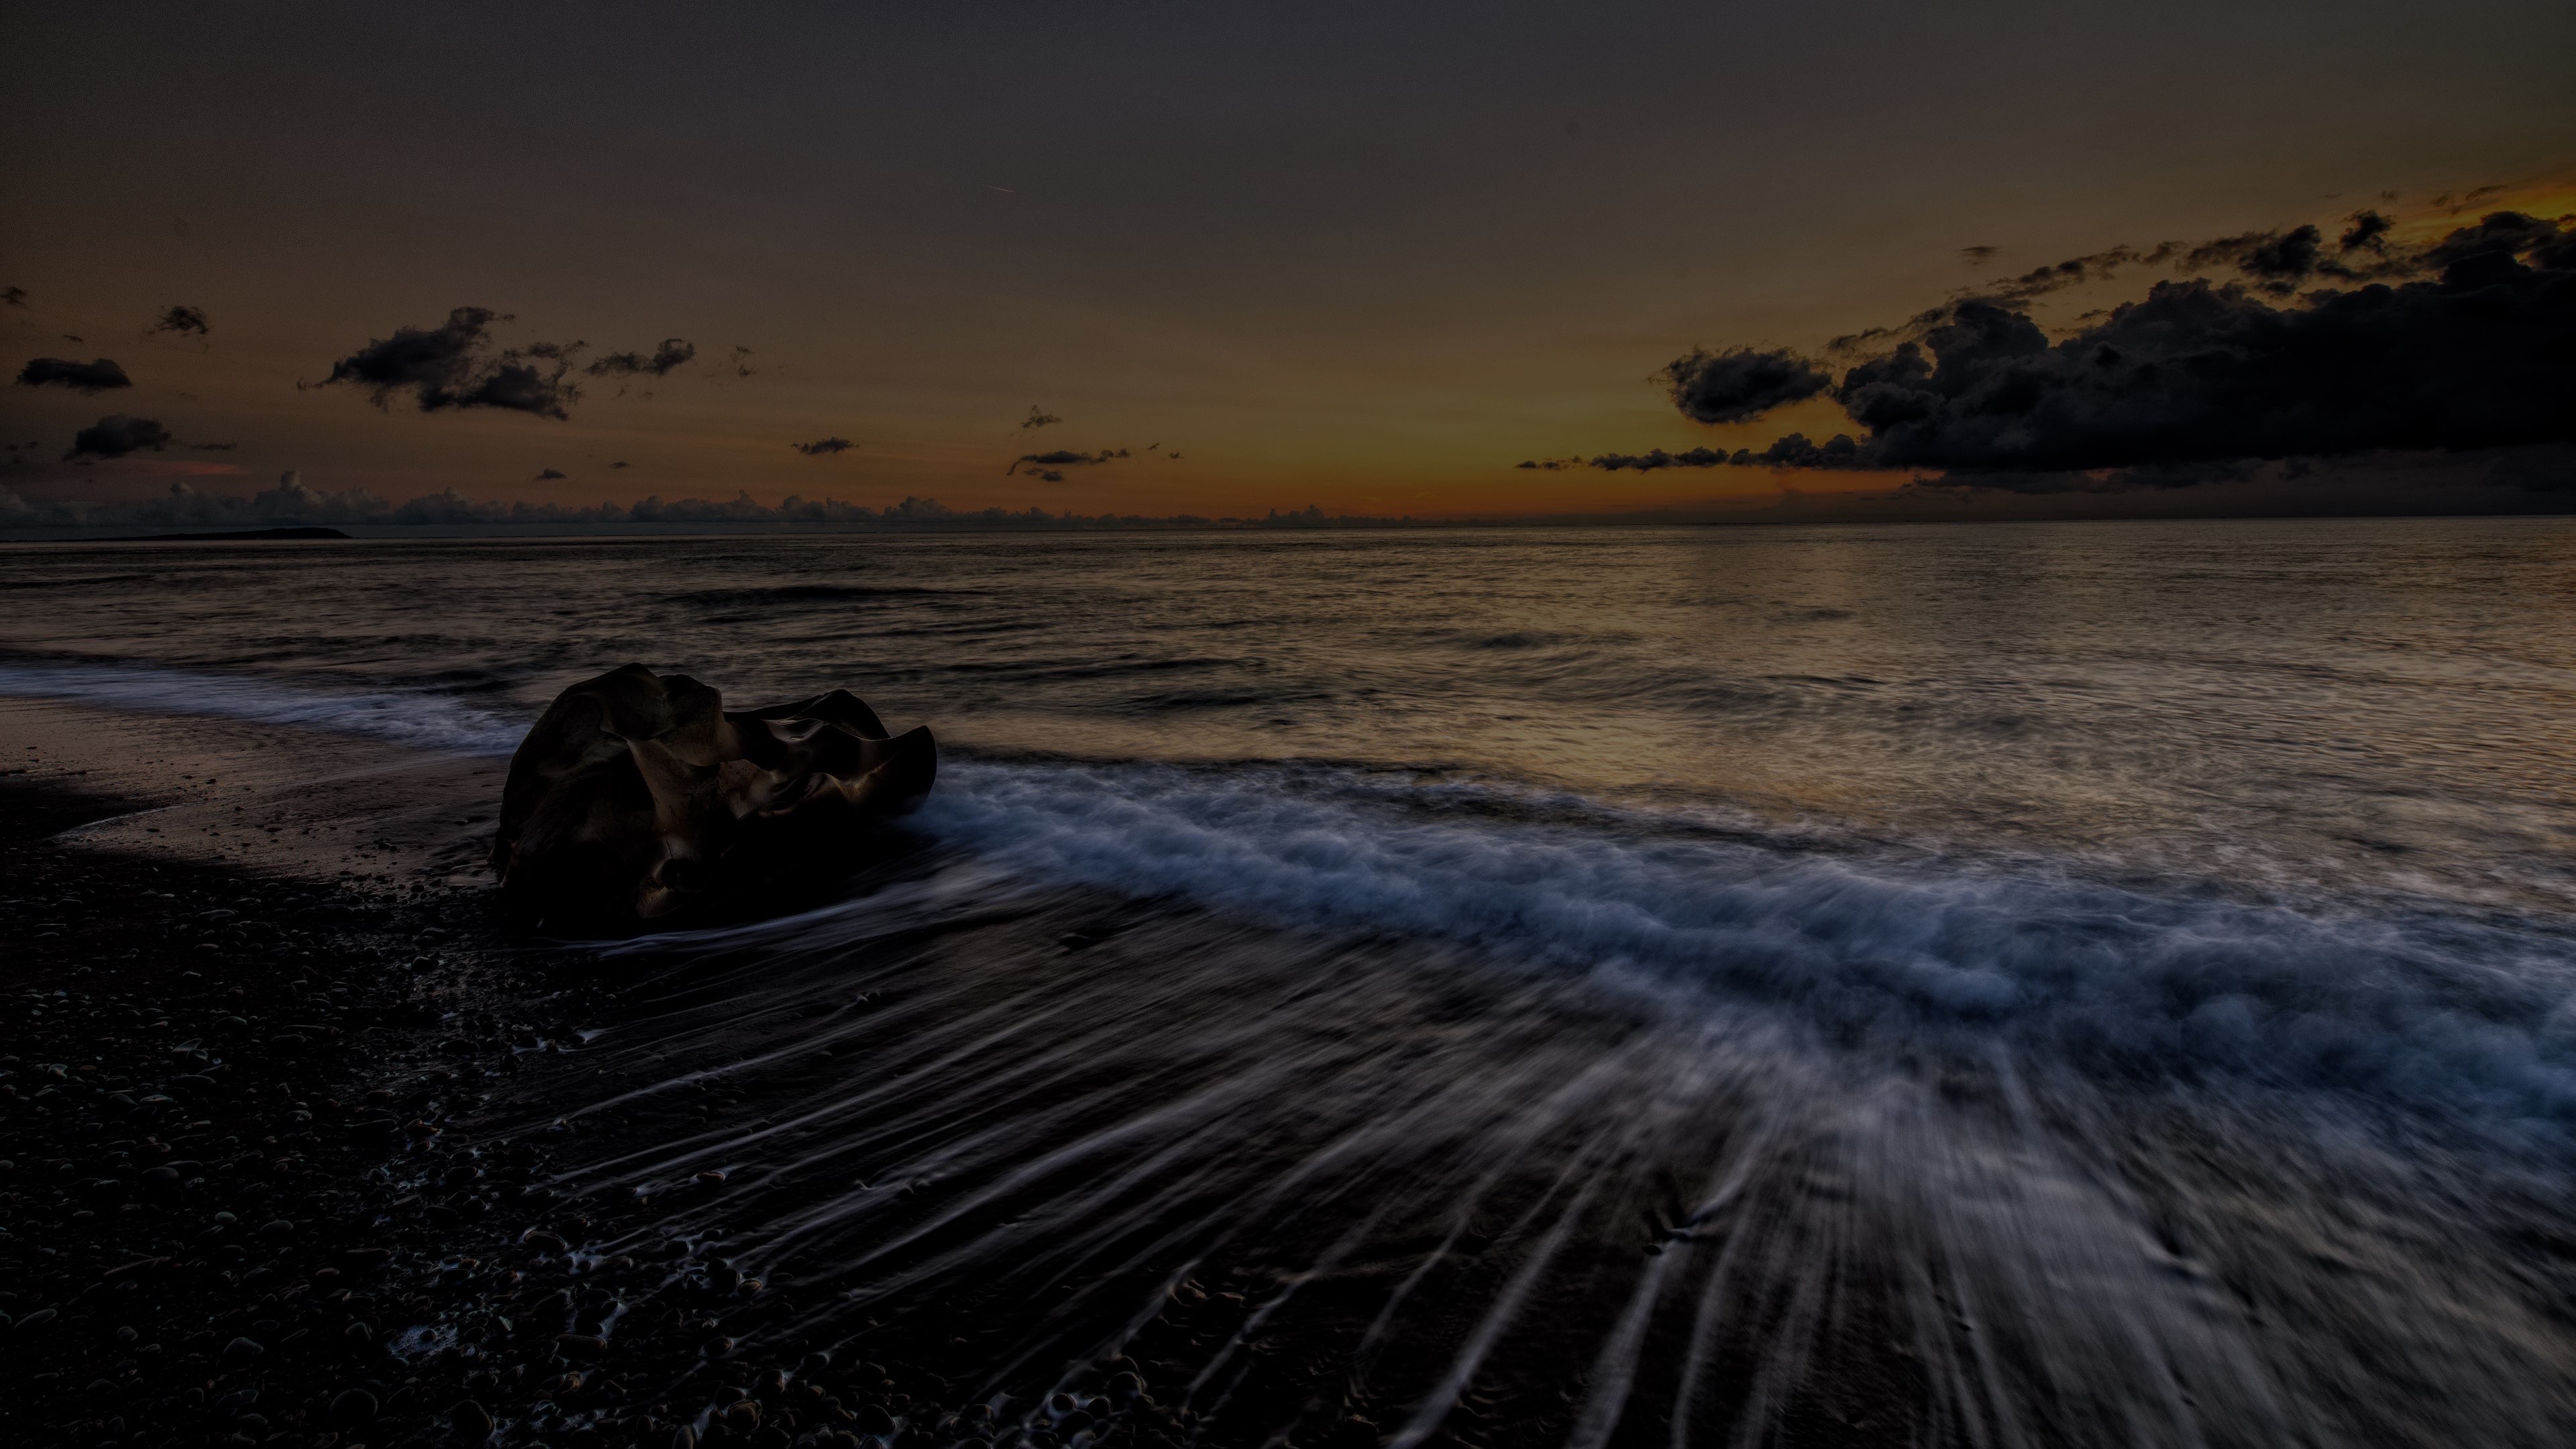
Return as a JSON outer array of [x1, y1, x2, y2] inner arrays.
[[0, 659, 527, 757], [667, 583, 991, 605], [920, 759, 2576, 1140], [8, 657, 2572, 1143]]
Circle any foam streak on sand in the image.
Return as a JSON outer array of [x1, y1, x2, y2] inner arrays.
[[529, 864, 2576, 1448], [0, 659, 526, 756], [6, 658, 2571, 1146]]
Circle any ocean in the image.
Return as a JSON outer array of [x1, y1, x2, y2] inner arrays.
[[5, 519, 2575, 1445]]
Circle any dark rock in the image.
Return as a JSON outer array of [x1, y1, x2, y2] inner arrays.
[[451, 1398, 494, 1440], [555, 1333, 608, 1362], [855, 1405, 896, 1436], [491, 665, 936, 924], [15, 1307, 58, 1330], [221, 1335, 264, 1364]]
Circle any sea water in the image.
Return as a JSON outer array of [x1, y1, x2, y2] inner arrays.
[[5, 519, 2573, 1444]]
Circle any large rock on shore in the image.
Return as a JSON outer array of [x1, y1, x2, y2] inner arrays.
[[491, 664, 935, 924]]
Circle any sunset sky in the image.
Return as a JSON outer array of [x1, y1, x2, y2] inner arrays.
[[4, 3, 2571, 522]]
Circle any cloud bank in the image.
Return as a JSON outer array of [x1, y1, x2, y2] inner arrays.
[[1578, 208, 2576, 485], [0, 480, 1321, 532]]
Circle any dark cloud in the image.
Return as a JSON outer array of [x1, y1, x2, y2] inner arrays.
[[2184, 225, 2327, 289], [1584, 211, 2576, 482], [610, 460, 631, 469], [2339, 211, 2394, 252], [17, 357, 132, 393], [1022, 405, 1063, 429], [1968, 243, 2182, 308], [1962, 246, 1998, 265], [586, 338, 697, 378], [1008, 447, 1128, 474], [536, 468, 569, 480], [151, 305, 211, 335], [1588, 434, 1859, 471], [792, 437, 855, 456], [1659, 347, 1831, 424], [189, 441, 239, 451], [1515, 457, 1582, 470], [2422, 211, 2576, 270], [1032, 469, 1066, 482], [722, 345, 757, 379], [1588, 447, 1733, 472], [3, 286, 28, 307], [64, 414, 175, 460], [316, 306, 583, 419]]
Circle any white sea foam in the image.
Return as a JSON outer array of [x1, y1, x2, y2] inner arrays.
[[8, 659, 2569, 1139], [922, 759, 2576, 1137], [0, 659, 528, 757]]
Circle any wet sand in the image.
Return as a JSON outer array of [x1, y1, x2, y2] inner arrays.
[[9, 698, 2573, 1449], [0, 706, 1301, 1449]]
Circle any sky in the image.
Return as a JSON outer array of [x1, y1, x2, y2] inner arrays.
[[3, 1, 2572, 524]]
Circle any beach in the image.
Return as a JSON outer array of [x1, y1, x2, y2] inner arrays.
[[5, 521, 2575, 1448]]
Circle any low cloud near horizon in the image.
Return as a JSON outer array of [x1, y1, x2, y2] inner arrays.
[[1567, 207, 2576, 494]]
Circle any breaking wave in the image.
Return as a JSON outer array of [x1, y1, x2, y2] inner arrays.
[[921, 759, 2576, 1144], [7, 657, 2570, 1149]]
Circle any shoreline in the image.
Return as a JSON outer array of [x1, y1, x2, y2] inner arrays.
[[8, 688, 2573, 1448], [1, 709, 1205, 1449]]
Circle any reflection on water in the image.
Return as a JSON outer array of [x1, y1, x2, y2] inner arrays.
[[6, 518, 2576, 1442], [7, 519, 2576, 908]]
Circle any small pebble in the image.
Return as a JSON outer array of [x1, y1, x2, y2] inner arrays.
[[223, 1335, 265, 1364], [330, 1388, 380, 1426]]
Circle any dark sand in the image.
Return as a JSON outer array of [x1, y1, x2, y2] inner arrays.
[[0, 705, 1217, 1449]]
